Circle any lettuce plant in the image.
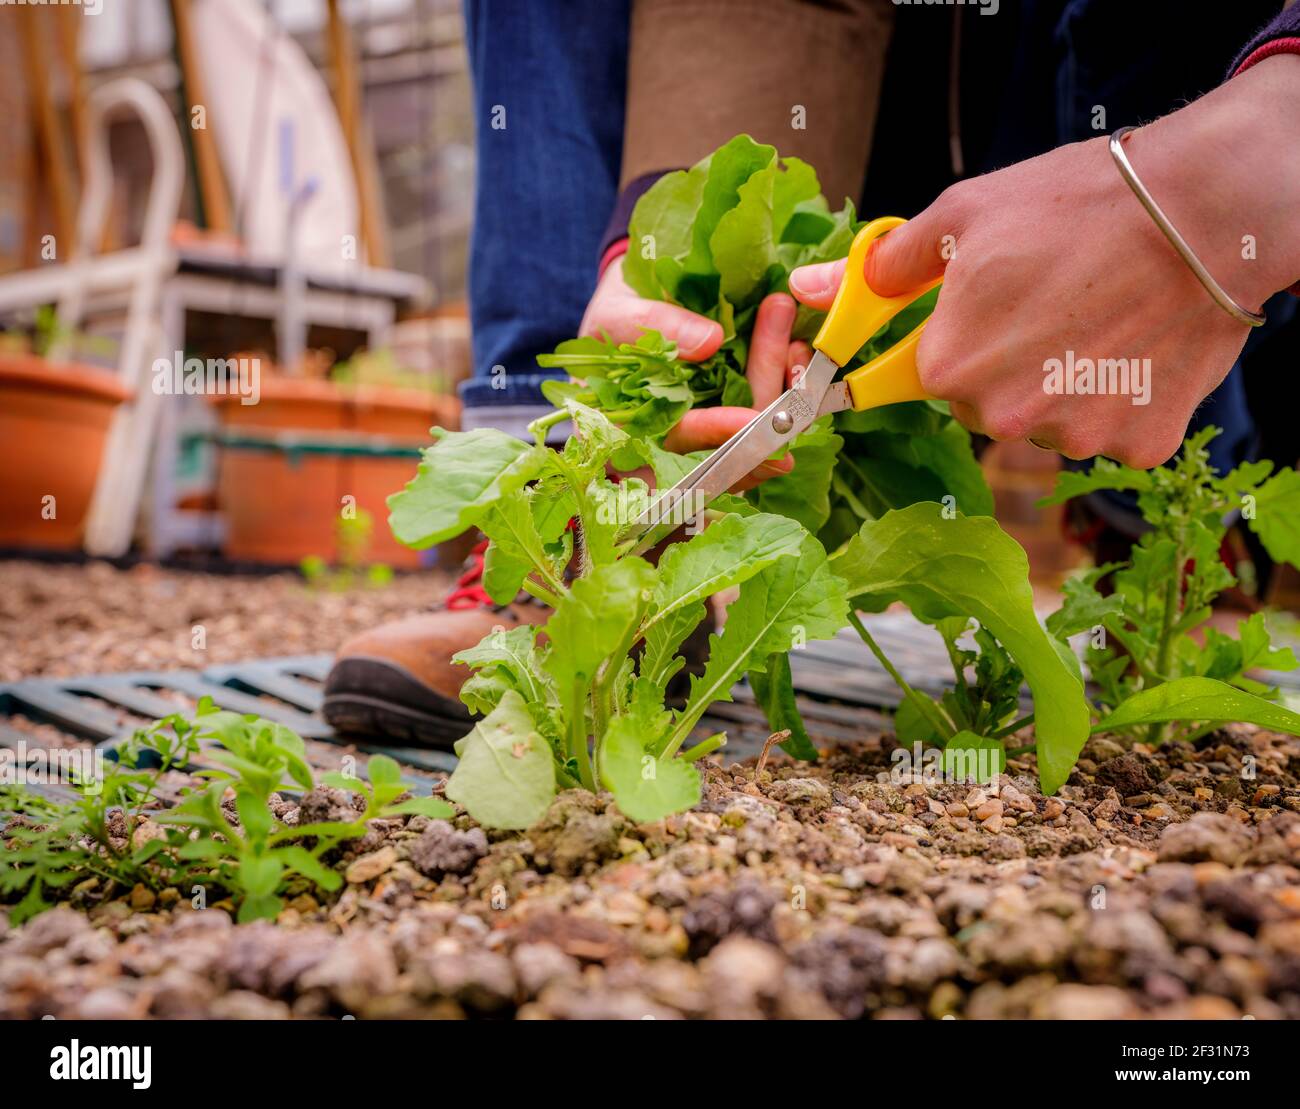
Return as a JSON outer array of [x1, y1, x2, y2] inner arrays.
[[388, 401, 848, 826], [156, 707, 449, 921], [1042, 426, 1300, 744], [0, 709, 207, 922]]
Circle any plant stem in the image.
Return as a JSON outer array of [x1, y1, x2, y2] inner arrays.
[[590, 682, 609, 787], [1147, 541, 1183, 744], [1153, 544, 1182, 681], [1106, 622, 1165, 685], [1175, 721, 1219, 746], [847, 611, 954, 739], [527, 408, 570, 440], [679, 735, 727, 762], [568, 678, 595, 790], [992, 713, 1034, 740]]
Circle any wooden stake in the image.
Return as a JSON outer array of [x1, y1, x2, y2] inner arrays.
[[18, 9, 76, 258], [19, 131, 41, 270], [53, 6, 88, 172], [325, 0, 391, 266], [53, 5, 109, 251], [168, 0, 232, 233]]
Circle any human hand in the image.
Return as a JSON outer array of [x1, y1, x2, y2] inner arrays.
[[789, 56, 1300, 468], [584, 254, 811, 489]]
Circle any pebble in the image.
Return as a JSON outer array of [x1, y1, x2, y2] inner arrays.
[[1158, 813, 1254, 866], [512, 942, 580, 995], [345, 846, 399, 884], [1093, 796, 1121, 823], [1002, 789, 1035, 814], [128, 885, 156, 912]]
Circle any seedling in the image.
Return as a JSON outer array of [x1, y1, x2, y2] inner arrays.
[[301, 509, 394, 591], [1042, 426, 1300, 745], [0, 698, 450, 923]]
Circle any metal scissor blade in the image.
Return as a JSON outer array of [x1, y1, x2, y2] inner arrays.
[[627, 350, 843, 551], [817, 381, 852, 417]]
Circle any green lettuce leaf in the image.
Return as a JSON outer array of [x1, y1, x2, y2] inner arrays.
[[453, 625, 551, 711], [601, 712, 701, 824], [749, 417, 843, 534], [668, 535, 848, 753], [388, 427, 547, 549], [1037, 457, 1153, 508], [1095, 676, 1300, 736], [1248, 468, 1300, 569], [445, 690, 557, 830], [830, 502, 1090, 794], [748, 652, 819, 760]]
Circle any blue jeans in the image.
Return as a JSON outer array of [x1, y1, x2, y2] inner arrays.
[[459, 0, 629, 438]]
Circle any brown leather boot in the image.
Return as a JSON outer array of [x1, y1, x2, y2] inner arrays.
[[323, 541, 549, 747]]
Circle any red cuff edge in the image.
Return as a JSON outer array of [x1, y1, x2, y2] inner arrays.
[[1233, 36, 1300, 77], [1233, 40, 1300, 297], [598, 238, 630, 280]]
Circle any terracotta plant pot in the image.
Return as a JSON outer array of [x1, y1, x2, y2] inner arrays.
[[211, 377, 457, 568], [0, 353, 130, 550]]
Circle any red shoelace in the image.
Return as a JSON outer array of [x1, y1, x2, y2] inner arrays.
[[444, 540, 493, 610], [445, 516, 581, 611]]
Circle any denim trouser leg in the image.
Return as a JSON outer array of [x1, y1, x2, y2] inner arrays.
[[460, 1, 629, 439]]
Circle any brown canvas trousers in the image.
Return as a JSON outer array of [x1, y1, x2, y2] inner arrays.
[[621, 0, 896, 205]]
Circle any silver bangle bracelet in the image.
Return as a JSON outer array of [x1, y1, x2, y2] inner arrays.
[[1109, 126, 1266, 328]]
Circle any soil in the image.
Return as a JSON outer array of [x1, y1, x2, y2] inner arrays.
[[0, 559, 449, 683], [4, 724, 1300, 1020]]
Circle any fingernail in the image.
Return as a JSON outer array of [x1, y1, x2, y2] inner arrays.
[[769, 293, 796, 324], [788, 269, 811, 296], [680, 319, 717, 353]]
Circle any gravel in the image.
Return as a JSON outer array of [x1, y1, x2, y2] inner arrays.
[[4, 721, 1300, 1020]]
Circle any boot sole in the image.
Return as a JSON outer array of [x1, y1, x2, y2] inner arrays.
[[323, 656, 472, 750]]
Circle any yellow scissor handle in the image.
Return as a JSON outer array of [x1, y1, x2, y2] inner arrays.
[[813, 216, 943, 411]]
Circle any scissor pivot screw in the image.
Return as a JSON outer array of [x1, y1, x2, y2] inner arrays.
[[771, 411, 794, 434]]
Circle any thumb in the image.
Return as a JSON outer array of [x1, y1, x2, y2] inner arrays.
[[789, 206, 961, 308], [864, 205, 955, 297], [787, 259, 846, 311]]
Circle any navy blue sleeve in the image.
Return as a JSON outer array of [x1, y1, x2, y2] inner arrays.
[[1228, 5, 1300, 75]]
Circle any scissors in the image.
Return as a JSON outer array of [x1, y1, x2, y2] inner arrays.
[[629, 216, 942, 551]]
